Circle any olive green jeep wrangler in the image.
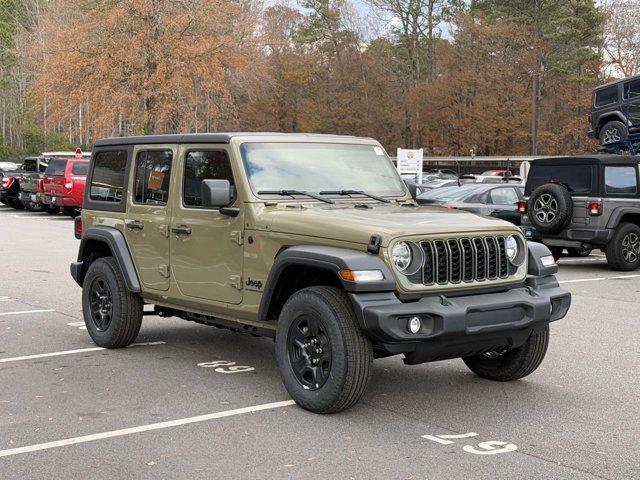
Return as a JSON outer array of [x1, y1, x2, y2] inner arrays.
[[71, 133, 571, 413]]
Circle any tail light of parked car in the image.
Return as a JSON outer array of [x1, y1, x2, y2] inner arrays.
[[37, 178, 44, 193], [588, 201, 602, 216], [517, 200, 527, 214], [74, 216, 83, 239], [2, 176, 14, 189]]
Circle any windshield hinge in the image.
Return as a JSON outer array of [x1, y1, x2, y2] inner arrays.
[[230, 230, 243, 245], [367, 234, 382, 254]]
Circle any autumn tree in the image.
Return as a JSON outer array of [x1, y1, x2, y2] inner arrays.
[[472, 0, 605, 154], [602, 0, 640, 77]]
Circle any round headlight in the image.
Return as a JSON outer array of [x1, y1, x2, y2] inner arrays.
[[504, 235, 520, 265], [391, 242, 412, 272]]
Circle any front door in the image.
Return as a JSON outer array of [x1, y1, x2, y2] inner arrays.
[[124, 146, 176, 291], [170, 148, 244, 304]]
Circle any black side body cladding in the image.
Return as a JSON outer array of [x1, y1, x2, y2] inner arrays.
[[258, 245, 395, 321], [70, 226, 141, 292]]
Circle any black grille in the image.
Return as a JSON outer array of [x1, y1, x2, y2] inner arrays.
[[417, 236, 511, 286]]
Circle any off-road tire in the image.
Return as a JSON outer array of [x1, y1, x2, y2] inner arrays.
[[527, 183, 573, 234], [605, 222, 640, 271], [567, 246, 592, 257], [599, 120, 627, 146], [463, 326, 549, 381], [82, 257, 143, 348], [275, 286, 373, 414], [43, 204, 60, 214], [7, 198, 23, 209]]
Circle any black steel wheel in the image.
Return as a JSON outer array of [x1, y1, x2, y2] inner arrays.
[[276, 286, 373, 413], [89, 277, 113, 332], [82, 257, 143, 348], [287, 315, 333, 391]]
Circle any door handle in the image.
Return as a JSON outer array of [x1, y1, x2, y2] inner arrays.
[[125, 220, 144, 230], [171, 225, 192, 236]]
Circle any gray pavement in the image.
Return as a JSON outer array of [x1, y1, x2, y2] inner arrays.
[[0, 205, 638, 479]]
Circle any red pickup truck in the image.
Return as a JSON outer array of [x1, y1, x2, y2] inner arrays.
[[41, 150, 90, 217]]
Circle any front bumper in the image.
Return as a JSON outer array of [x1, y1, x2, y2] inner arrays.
[[349, 275, 570, 364]]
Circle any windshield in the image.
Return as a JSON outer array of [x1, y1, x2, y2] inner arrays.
[[45, 159, 68, 176], [418, 185, 483, 201], [240, 142, 405, 197], [526, 164, 595, 195]]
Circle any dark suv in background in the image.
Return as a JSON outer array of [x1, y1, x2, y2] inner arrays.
[[521, 155, 640, 270], [589, 75, 640, 146]]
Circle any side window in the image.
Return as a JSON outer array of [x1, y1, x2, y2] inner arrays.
[[595, 86, 619, 108], [72, 162, 89, 175], [490, 188, 519, 205], [183, 150, 234, 208], [624, 79, 640, 99], [133, 150, 173, 205], [90, 150, 128, 203], [604, 166, 637, 194]]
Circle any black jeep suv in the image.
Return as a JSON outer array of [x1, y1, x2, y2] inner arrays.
[[589, 75, 640, 146], [521, 155, 640, 271]]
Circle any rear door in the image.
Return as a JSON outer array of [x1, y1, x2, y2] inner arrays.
[[124, 146, 176, 292]]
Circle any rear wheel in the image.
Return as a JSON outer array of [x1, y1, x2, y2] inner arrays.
[[463, 326, 549, 381], [599, 120, 627, 146], [82, 257, 143, 348], [7, 198, 23, 209], [605, 223, 640, 271], [275, 286, 373, 413]]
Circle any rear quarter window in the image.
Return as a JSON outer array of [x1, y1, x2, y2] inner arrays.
[[89, 151, 128, 203], [594, 85, 619, 108], [604, 166, 637, 195]]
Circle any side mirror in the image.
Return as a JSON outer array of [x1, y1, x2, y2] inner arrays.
[[403, 178, 417, 200], [201, 179, 232, 208]]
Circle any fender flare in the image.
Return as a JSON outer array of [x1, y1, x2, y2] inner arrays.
[[258, 245, 396, 321], [598, 112, 629, 131], [606, 206, 640, 229], [72, 226, 141, 292]]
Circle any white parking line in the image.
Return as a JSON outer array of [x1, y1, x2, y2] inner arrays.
[[0, 400, 295, 458], [559, 273, 640, 284], [0, 341, 165, 364], [0, 309, 55, 317]]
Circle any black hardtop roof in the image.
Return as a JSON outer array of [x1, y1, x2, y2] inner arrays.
[[594, 74, 640, 90], [93, 132, 370, 147], [531, 155, 638, 166]]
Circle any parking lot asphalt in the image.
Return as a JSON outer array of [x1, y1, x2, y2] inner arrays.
[[1, 205, 638, 480]]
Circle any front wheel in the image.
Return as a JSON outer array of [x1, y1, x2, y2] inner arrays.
[[462, 326, 549, 381], [82, 257, 143, 348], [275, 286, 373, 414]]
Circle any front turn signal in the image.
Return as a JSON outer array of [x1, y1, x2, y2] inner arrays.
[[338, 269, 384, 282]]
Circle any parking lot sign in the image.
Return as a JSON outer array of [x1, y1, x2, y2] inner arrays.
[[397, 148, 424, 183]]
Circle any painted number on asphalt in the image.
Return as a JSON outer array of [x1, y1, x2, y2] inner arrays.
[[67, 321, 87, 330], [197, 360, 255, 373], [422, 432, 517, 455]]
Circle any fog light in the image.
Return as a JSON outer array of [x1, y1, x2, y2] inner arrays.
[[407, 316, 422, 334]]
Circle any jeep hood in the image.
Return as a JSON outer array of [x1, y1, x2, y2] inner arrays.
[[253, 203, 518, 246]]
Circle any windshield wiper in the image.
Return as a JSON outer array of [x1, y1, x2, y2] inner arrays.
[[319, 190, 390, 203], [257, 190, 334, 204]]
